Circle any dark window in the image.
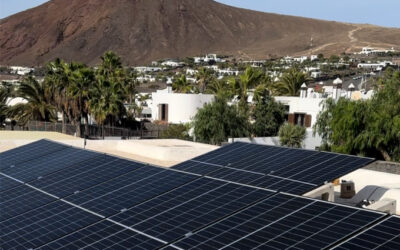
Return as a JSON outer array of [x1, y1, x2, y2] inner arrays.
[[294, 113, 305, 127]]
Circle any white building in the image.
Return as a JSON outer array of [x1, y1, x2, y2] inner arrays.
[[150, 84, 214, 124], [186, 68, 199, 75], [134, 67, 162, 73], [218, 68, 239, 76], [358, 47, 396, 56], [10, 66, 34, 76], [194, 54, 225, 64], [137, 75, 156, 83], [161, 61, 183, 67]]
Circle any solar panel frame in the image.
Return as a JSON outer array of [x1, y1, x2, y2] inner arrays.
[[37, 220, 170, 250], [1, 147, 101, 182], [0, 139, 69, 170], [110, 177, 274, 243], [65, 167, 199, 217], [171, 142, 375, 195], [0, 184, 56, 221], [171, 193, 386, 250], [28, 156, 147, 198], [0, 174, 22, 192], [333, 215, 400, 250], [0, 200, 101, 250]]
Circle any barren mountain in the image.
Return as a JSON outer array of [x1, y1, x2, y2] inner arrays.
[[1, 0, 400, 66]]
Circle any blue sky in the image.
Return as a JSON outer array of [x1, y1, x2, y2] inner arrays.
[[1, 0, 399, 28]]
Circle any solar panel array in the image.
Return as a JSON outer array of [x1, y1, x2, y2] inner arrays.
[[0, 139, 395, 250], [172, 142, 375, 194], [334, 216, 400, 250]]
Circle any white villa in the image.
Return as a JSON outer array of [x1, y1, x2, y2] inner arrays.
[[150, 80, 214, 124]]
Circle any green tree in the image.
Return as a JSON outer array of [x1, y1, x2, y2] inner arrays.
[[196, 67, 215, 93], [252, 95, 286, 137], [89, 76, 125, 139], [193, 97, 250, 145], [313, 70, 400, 161], [0, 87, 9, 126], [68, 65, 95, 137], [173, 75, 192, 93], [161, 123, 191, 140], [275, 68, 309, 96], [45, 58, 72, 133], [9, 76, 56, 125], [229, 67, 265, 114], [279, 123, 306, 148]]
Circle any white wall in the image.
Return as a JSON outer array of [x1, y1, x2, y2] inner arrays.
[[275, 96, 324, 128], [151, 93, 214, 124]]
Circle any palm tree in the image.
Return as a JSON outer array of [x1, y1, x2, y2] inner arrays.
[[275, 68, 309, 96], [196, 68, 215, 93], [89, 76, 125, 139], [173, 75, 192, 93], [0, 87, 9, 126], [46, 59, 68, 132], [229, 67, 265, 114], [278, 123, 306, 148], [205, 79, 230, 98], [9, 76, 56, 125], [68, 65, 95, 137], [97, 51, 123, 79]]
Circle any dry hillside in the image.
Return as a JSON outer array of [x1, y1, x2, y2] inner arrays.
[[1, 0, 400, 66]]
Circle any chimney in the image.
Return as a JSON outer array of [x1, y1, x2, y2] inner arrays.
[[347, 83, 355, 99], [166, 78, 173, 93], [300, 83, 307, 98], [333, 78, 343, 100]]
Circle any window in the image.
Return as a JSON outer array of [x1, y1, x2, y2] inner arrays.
[[294, 113, 305, 127]]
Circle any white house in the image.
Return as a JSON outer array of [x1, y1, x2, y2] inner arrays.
[[134, 67, 162, 73], [137, 75, 156, 83], [150, 83, 214, 124], [10, 66, 34, 76], [161, 61, 183, 67]]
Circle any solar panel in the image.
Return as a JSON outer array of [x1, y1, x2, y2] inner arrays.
[[0, 201, 100, 250], [37, 220, 169, 250], [171, 193, 385, 250], [111, 177, 274, 243], [0, 184, 56, 221], [1, 147, 100, 182], [0, 140, 388, 250], [334, 216, 400, 250], [172, 142, 375, 195], [0, 174, 22, 192], [29, 156, 146, 198], [0, 139, 68, 170], [65, 167, 198, 217]]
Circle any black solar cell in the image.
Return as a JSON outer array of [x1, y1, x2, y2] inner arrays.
[[0, 184, 56, 221], [0, 139, 68, 170], [0, 201, 100, 250], [37, 220, 168, 250], [172, 142, 375, 195], [65, 167, 198, 217], [172, 194, 385, 250], [1, 147, 100, 183], [334, 216, 400, 250], [29, 156, 145, 198], [0, 175, 22, 192], [111, 178, 274, 243]]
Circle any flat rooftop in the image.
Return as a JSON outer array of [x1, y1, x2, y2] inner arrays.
[[0, 131, 218, 167]]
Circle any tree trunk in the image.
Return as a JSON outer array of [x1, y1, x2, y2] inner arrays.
[[102, 123, 105, 140], [62, 112, 66, 134], [379, 147, 391, 161], [75, 119, 81, 138], [84, 114, 89, 139]]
